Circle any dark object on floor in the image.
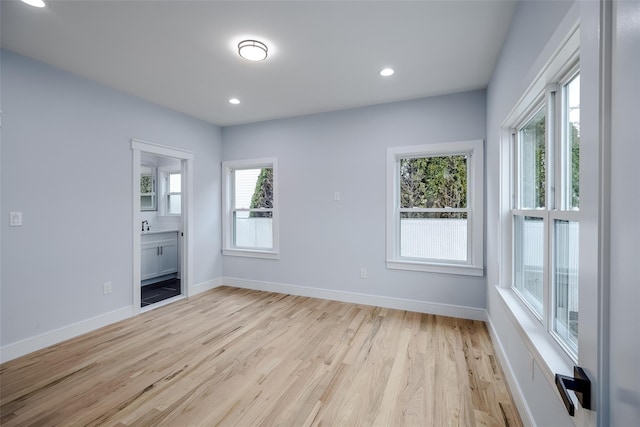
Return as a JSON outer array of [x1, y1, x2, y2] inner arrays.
[[141, 278, 180, 307]]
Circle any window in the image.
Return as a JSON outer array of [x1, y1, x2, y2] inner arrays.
[[386, 140, 484, 276], [511, 69, 580, 358], [155, 168, 181, 216], [222, 158, 279, 259], [166, 172, 181, 215], [140, 166, 156, 211]]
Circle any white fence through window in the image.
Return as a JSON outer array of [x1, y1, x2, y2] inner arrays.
[[400, 218, 467, 261], [519, 219, 579, 314], [235, 217, 273, 249]]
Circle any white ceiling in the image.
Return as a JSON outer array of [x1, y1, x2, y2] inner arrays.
[[1, 0, 517, 127]]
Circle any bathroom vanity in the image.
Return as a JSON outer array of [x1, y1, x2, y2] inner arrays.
[[141, 230, 178, 282]]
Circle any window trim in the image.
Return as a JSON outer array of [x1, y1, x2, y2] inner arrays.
[[494, 12, 583, 405], [221, 157, 279, 260], [500, 21, 580, 369], [509, 67, 581, 362], [386, 140, 484, 276], [162, 170, 182, 216]]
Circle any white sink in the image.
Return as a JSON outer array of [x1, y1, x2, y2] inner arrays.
[[141, 228, 179, 235]]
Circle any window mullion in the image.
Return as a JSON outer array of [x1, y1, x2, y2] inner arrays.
[[560, 82, 569, 211], [511, 131, 518, 209], [545, 84, 560, 332], [544, 209, 553, 332], [554, 83, 565, 212], [546, 84, 559, 211]]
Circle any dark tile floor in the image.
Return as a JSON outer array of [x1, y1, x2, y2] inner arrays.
[[141, 278, 181, 307]]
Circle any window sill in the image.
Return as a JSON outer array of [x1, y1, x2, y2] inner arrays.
[[222, 248, 279, 260], [495, 285, 575, 391], [386, 260, 484, 276]]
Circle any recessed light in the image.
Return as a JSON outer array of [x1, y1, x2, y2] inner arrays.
[[229, 98, 240, 105], [238, 40, 268, 61], [379, 68, 395, 77], [20, 0, 46, 7]]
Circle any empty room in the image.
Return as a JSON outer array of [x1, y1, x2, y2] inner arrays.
[[1, 0, 638, 426]]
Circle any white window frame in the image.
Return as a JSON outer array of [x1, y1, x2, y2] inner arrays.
[[386, 140, 484, 276], [222, 157, 279, 260], [498, 20, 581, 382], [509, 64, 580, 363], [159, 169, 182, 216]]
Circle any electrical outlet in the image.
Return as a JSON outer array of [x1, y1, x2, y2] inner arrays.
[[9, 212, 22, 227], [103, 281, 112, 295], [360, 268, 367, 279]]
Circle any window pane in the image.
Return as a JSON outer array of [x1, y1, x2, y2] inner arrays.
[[234, 168, 273, 210], [565, 74, 580, 209], [140, 175, 153, 194], [141, 194, 154, 210], [167, 194, 181, 215], [168, 173, 181, 193], [513, 216, 544, 317], [234, 211, 273, 249], [400, 155, 467, 209], [400, 212, 467, 261], [519, 109, 546, 209], [553, 220, 579, 354]]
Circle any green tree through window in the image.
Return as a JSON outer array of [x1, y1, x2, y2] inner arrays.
[[535, 117, 546, 208], [570, 122, 580, 207], [400, 155, 467, 217], [249, 168, 273, 217]]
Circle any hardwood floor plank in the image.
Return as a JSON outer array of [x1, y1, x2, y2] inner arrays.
[[0, 286, 522, 426]]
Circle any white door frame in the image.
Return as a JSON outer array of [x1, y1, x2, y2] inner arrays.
[[131, 139, 194, 315]]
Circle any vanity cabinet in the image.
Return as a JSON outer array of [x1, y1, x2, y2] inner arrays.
[[141, 232, 178, 281]]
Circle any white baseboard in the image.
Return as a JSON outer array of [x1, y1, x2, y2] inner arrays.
[[222, 277, 487, 321], [486, 314, 536, 427], [190, 277, 224, 296], [0, 306, 133, 364], [0, 276, 226, 364]]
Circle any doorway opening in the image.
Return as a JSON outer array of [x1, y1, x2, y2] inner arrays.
[[132, 140, 193, 314]]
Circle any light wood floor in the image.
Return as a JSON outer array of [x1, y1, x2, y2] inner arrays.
[[1, 286, 522, 426]]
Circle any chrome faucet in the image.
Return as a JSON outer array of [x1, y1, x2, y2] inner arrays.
[[141, 220, 149, 232]]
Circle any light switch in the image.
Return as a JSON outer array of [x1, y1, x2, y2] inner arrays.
[[10, 212, 22, 227], [334, 192, 340, 201]]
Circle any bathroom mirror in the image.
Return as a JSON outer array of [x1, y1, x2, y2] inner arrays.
[[140, 165, 157, 211]]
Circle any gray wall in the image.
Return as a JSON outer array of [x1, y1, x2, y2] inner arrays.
[[0, 50, 222, 346], [609, 0, 640, 423], [222, 90, 487, 309]]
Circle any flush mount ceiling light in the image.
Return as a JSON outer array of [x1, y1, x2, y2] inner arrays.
[[20, 0, 46, 7], [238, 40, 268, 61], [379, 68, 395, 77], [229, 98, 241, 105]]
